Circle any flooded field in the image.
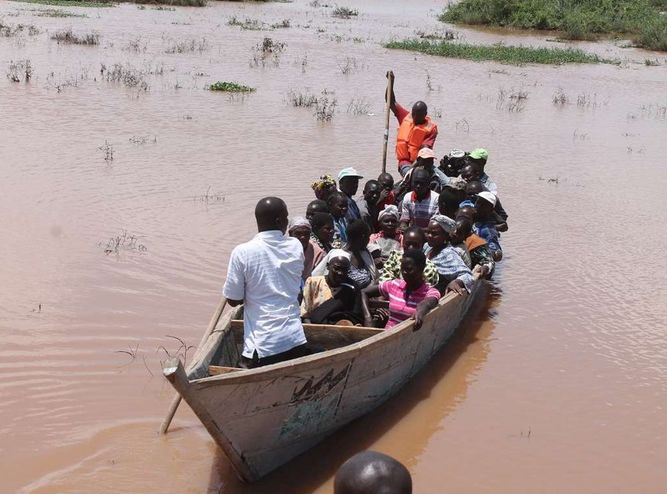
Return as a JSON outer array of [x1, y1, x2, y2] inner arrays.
[[1, 0, 666, 492]]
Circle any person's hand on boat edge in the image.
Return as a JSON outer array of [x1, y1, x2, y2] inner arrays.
[[446, 279, 467, 296]]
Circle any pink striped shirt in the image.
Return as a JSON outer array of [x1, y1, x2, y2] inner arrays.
[[379, 279, 440, 329]]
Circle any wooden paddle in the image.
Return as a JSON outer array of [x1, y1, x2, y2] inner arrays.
[[381, 70, 395, 173], [160, 296, 228, 435]]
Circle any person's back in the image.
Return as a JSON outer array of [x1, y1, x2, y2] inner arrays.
[[334, 451, 412, 494], [223, 197, 307, 366]]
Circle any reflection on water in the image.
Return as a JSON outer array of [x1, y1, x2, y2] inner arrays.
[[1, 0, 666, 492]]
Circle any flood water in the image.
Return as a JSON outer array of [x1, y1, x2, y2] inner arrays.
[[1, 0, 666, 492]]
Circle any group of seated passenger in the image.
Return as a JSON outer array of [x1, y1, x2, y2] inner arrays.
[[288, 148, 508, 330]]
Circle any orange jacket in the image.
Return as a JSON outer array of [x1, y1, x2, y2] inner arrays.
[[396, 115, 438, 164]]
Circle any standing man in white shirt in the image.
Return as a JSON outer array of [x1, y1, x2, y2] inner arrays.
[[223, 197, 309, 368]]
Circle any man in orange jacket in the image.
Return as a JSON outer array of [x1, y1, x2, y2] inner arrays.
[[388, 74, 439, 176]]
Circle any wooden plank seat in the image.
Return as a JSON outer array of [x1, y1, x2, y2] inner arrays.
[[229, 319, 384, 351]]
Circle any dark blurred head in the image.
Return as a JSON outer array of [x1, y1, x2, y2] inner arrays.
[[334, 451, 412, 494], [439, 186, 466, 217], [255, 197, 288, 234], [339, 176, 360, 197], [306, 199, 329, 221], [362, 180, 382, 205], [453, 217, 472, 244], [346, 219, 370, 252], [411, 168, 431, 200], [327, 255, 351, 287], [377, 172, 394, 191], [311, 212, 335, 243], [411, 101, 427, 125], [461, 163, 482, 182], [465, 180, 484, 199], [327, 192, 349, 220], [402, 226, 426, 251], [401, 249, 427, 287]]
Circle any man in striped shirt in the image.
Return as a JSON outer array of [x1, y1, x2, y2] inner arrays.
[[399, 167, 439, 230]]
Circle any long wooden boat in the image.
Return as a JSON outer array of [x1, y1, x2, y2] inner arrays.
[[163, 274, 484, 482]]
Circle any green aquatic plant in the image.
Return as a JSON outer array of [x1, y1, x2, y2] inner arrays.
[[208, 81, 256, 92], [384, 39, 610, 64]]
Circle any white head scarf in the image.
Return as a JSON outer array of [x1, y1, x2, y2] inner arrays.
[[288, 216, 311, 232], [311, 249, 352, 276], [377, 204, 400, 222]]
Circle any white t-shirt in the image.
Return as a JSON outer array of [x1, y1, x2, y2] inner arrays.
[[223, 230, 307, 359]]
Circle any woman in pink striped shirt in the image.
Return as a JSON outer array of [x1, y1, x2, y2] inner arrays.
[[362, 249, 440, 330]]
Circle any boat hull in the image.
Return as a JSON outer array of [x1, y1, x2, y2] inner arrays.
[[164, 278, 483, 482]]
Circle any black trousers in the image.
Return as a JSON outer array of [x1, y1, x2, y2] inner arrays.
[[240, 344, 312, 369]]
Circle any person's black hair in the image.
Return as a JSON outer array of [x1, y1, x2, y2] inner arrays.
[[455, 216, 473, 236], [363, 179, 380, 192], [404, 225, 425, 239], [311, 212, 334, 231], [327, 191, 347, 206], [439, 187, 465, 208], [346, 219, 370, 241], [402, 248, 426, 270], [307, 199, 328, 212], [334, 451, 412, 494]]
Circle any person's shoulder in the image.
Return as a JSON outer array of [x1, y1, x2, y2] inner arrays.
[[283, 235, 303, 252]]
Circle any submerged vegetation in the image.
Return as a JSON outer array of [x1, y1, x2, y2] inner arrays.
[[6, 60, 33, 82], [440, 0, 667, 51], [385, 39, 608, 64], [51, 28, 100, 45], [332, 6, 358, 19], [1, 21, 40, 36], [209, 81, 255, 92], [14, 0, 112, 6]]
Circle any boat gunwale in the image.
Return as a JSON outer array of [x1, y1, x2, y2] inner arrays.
[[189, 280, 479, 386]]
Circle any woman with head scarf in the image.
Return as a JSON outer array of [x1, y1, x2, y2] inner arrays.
[[369, 205, 403, 262], [311, 175, 337, 202], [301, 250, 364, 325], [311, 220, 379, 289], [289, 217, 324, 281], [425, 214, 474, 295]]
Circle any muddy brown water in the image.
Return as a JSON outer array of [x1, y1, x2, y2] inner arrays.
[[1, 0, 666, 492]]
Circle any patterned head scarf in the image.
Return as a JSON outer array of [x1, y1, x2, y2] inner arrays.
[[311, 175, 336, 192], [430, 214, 457, 235]]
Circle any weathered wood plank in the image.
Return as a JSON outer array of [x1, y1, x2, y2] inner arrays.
[[208, 365, 243, 376]]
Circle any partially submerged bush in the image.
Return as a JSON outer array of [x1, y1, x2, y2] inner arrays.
[[51, 28, 100, 45], [440, 0, 667, 51], [1, 21, 40, 37], [6, 59, 33, 82], [250, 37, 286, 67], [332, 6, 358, 19], [209, 81, 255, 92]]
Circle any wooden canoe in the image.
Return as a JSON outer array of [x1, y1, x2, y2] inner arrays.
[[163, 275, 484, 482]]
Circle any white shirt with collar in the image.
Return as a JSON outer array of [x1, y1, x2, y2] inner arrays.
[[223, 230, 307, 359]]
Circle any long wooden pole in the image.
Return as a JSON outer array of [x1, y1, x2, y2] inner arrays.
[[160, 296, 228, 434], [382, 70, 394, 174]]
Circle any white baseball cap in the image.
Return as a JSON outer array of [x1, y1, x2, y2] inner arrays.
[[476, 191, 497, 207], [338, 167, 364, 180]]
